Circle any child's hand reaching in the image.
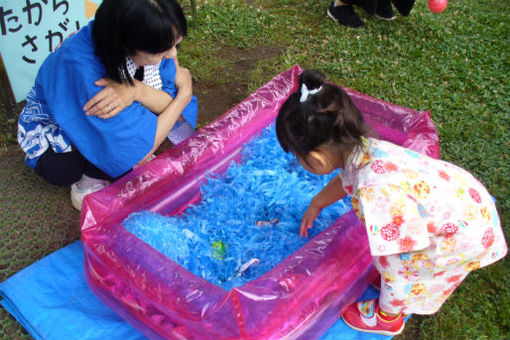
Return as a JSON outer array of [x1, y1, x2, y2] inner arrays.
[[300, 203, 321, 238], [299, 176, 347, 238]]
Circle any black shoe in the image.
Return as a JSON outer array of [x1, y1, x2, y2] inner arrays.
[[327, 2, 364, 28], [391, 0, 415, 16], [375, 0, 396, 20]]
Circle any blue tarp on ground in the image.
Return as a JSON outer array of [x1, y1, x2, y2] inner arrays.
[[0, 241, 397, 340]]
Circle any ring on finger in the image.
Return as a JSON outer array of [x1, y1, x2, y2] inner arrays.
[[106, 104, 112, 112]]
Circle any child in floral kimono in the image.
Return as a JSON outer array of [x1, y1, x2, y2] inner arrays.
[[275, 70, 507, 336]]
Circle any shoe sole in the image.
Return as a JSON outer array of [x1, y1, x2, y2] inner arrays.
[[375, 14, 396, 20], [327, 8, 338, 23], [342, 315, 405, 336]]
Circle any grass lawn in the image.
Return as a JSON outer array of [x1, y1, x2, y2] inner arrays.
[[180, 0, 509, 338], [0, 0, 508, 339]]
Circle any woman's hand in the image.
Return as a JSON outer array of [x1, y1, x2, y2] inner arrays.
[[134, 153, 156, 169], [300, 202, 322, 238], [84, 78, 139, 119]]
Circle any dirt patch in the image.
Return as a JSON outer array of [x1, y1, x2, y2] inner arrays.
[[193, 45, 283, 126], [156, 44, 282, 153]]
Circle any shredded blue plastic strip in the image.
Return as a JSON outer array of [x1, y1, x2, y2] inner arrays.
[[123, 125, 352, 289]]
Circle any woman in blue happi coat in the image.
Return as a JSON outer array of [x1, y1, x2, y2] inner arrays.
[[17, 0, 198, 210]]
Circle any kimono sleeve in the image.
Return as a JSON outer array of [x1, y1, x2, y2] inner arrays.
[[357, 184, 431, 256], [159, 59, 198, 129]]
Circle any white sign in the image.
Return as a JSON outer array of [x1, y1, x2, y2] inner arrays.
[[0, 0, 102, 102]]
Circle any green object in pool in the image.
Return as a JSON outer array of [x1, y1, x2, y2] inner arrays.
[[212, 240, 226, 260]]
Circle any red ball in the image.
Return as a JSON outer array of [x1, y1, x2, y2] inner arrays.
[[429, 0, 448, 13]]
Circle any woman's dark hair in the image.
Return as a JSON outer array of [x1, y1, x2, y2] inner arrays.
[[92, 0, 187, 84], [276, 69, 369, 163]]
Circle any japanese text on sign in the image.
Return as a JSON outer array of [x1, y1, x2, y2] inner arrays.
[[0, 0, 100, 102]]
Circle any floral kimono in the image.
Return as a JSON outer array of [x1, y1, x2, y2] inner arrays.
[[339, 137, 507, 314]]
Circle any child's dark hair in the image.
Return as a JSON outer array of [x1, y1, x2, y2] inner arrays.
[[276, 70, 369, 163], [93, 0, 187, 85]]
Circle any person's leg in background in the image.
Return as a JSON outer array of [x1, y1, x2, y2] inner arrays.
[[373, 0, 396, 20], [328, 0, 409, 28], [327, 0, 367, 28], [391, 0, 415, 16]]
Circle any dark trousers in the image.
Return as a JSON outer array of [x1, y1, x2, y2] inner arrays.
[[342, 0, 378, 13], [34, 147, 116, 186]]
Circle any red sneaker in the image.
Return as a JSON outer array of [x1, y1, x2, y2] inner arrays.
[[342, 299, 405, 336]]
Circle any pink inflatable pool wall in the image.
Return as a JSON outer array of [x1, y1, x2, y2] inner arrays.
[[80, 65, 439, 339]]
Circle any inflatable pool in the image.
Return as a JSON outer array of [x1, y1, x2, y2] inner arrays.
[[81, 66, 439, 339]]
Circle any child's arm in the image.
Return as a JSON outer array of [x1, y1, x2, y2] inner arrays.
[[300, 175, 347, 238]]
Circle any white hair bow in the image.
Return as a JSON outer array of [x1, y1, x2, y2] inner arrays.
[[299, 83, 322, 103]]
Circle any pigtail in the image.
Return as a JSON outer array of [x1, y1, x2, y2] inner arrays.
[[299, 70, 326, 138], [326, 91, 369, 166], [299, 70, 325, 93], [341, 91, 368, 139], [332, 90, 367, 144]]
